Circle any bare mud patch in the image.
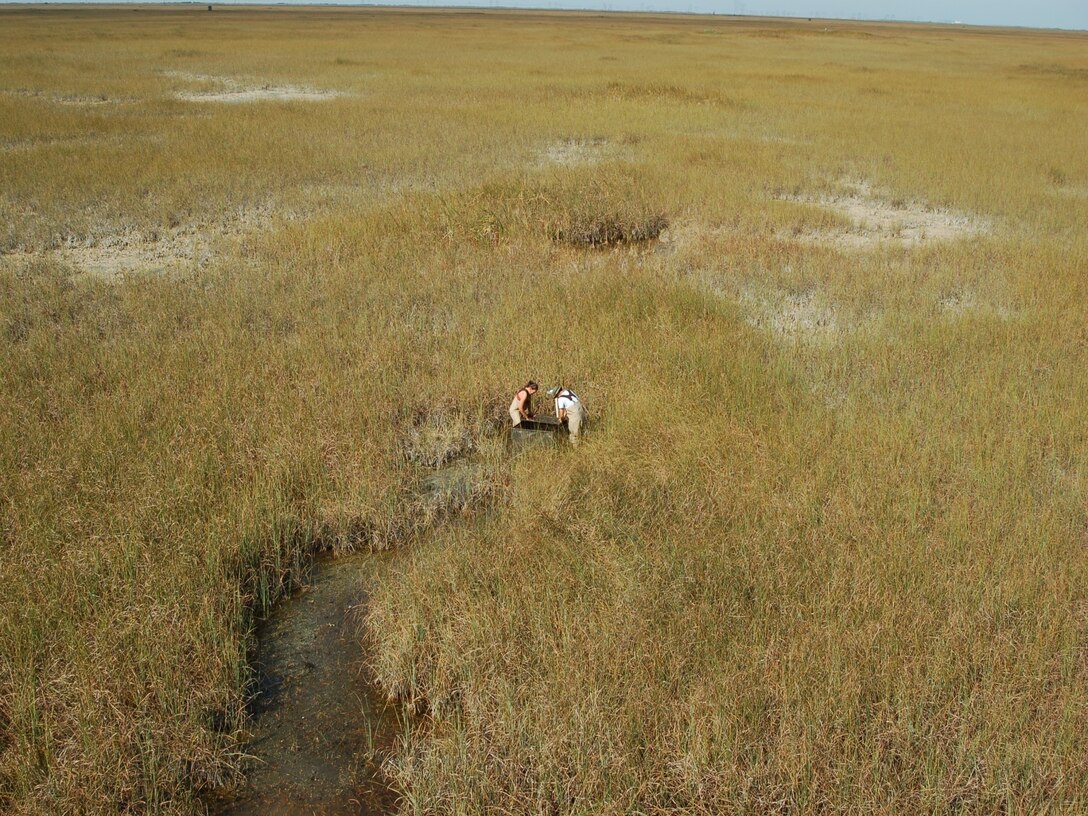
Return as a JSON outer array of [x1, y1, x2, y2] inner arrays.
[[0, 133, 150, 153], [937, 290, 1017, 321], [653, 221, 731, 255], [0, 205, 281, 280], [739, 287, 841, 344], [52, 94, 123, 106], [758, 132, 809, 145], [1, 236, 201, 279], [696, 271, 866, 346], [1, 241, 191, 280], [164, 71, 341, 103], [540, 137, 613, 166], [1, 88, 136, 107], [179, 86, 341, 103], [778, 180, 991, 249], [1051, 185, 1088, 200], [668, 128, 809, 146]]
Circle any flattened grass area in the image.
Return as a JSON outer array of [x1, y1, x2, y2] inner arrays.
[[2, 5, 1088, 813]]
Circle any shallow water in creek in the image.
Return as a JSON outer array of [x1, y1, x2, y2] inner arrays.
[[207, 553, 397, 815]]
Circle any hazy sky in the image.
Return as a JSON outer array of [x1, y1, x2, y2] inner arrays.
[[16, 1, 1088, 30], [365, 1, 1086, 29]]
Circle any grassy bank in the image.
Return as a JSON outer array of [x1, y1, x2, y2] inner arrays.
[[1, 6, 1087, 813]]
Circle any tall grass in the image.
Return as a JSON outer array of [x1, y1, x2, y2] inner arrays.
[[1, 6, 1087, 814]]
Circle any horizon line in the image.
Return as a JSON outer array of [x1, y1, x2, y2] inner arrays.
[[2, 1, 1085, 34]]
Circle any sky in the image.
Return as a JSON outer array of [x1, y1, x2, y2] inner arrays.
[[12, 1, 1088, 30], [358, 1, 1086, 29]]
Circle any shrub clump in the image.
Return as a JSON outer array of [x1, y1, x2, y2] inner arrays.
[[552, 212, 669, 248]]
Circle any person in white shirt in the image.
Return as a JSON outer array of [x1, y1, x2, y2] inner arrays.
[[547, 385, 586, 445]]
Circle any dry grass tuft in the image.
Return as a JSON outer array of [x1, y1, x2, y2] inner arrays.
[[400, 407, 478, 469]]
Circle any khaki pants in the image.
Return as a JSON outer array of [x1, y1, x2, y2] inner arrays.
[[509, 405, 522, 427], [565, 402, 585, 444]]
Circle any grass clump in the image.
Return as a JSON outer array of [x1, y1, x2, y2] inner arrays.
[[400, 407, 478, 469], [552, 210, 669, 248]]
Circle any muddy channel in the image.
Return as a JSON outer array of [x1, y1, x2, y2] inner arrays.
[[207, 553, 398, 816], [207, 422, 566, 814]]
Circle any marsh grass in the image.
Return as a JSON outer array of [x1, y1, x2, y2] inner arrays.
[[1, 6, 1087, 815]]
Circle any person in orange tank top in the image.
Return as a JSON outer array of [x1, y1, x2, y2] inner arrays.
[[508, 381, 538, 427]]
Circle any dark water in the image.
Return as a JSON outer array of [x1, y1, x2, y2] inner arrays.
[[207, 553, 398, 816]]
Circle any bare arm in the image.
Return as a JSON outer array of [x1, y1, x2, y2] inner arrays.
[[517, 390, 532, 419]]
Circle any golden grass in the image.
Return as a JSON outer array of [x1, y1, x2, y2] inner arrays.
[[2, 5, 1087, 814]]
